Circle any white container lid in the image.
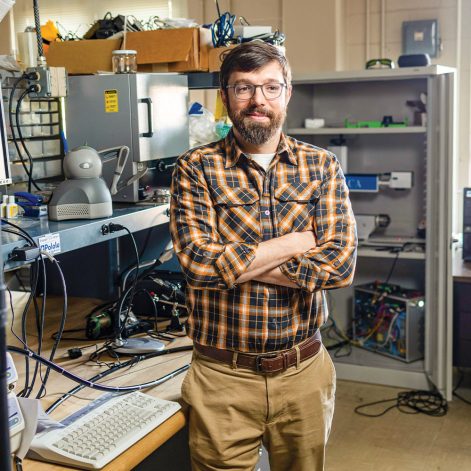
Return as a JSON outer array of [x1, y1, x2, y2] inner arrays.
[[8, 195, 15, 203], [112, 50, 137, 55]]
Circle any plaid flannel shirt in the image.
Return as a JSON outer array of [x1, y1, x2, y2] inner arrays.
[[169, 131, 357, 353]]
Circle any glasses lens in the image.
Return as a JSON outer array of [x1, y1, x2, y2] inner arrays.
[[234, 84, 254, 99], [262, 83, 284, 99]]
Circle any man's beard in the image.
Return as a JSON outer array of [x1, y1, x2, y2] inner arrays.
[[227, 104, 286, 146]]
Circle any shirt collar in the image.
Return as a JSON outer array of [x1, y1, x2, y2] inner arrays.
[[224, 130, 298, 168]]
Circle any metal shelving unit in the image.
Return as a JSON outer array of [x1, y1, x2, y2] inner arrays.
[[288, 66, 455, 399], [287, 126, 426, 135], [1, 77, 65, 186]]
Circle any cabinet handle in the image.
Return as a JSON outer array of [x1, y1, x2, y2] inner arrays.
[[139, 98, 154, 138]]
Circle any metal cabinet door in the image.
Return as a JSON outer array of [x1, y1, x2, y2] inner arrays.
[[132, 73, 189, 162], [425, 71, 455, 400]]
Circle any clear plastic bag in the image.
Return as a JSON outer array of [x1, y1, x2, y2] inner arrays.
[[189, 102, 231, 147]]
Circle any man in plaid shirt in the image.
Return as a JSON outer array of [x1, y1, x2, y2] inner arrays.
[[170, 42, 357, 471]]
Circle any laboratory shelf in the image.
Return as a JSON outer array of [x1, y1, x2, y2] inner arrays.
[[287, 126, 427, 135]]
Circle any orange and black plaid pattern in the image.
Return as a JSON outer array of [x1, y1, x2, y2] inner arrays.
[[170, 131, 357, 353]]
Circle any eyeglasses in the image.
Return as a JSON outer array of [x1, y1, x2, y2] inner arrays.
[[226, 82, 287, 100]]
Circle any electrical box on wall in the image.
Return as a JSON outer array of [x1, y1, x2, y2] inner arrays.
[[402, 19, 440, 58]]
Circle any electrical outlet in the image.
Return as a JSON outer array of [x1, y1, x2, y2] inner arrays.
[[26, 66, 68, 98]]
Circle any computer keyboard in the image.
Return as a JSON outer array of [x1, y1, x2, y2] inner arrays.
[[28, 391, 181, 469]]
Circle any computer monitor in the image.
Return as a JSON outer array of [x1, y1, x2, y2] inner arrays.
[[0, 81, 11, 185]]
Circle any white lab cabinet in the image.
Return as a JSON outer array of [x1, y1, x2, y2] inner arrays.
[[287, 67, 455, 399]]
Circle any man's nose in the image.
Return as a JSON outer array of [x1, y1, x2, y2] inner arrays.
[[250, 86, 266, 104]]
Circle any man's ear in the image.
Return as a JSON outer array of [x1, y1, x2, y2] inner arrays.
[[220, 88, 228, 108], [285, 84, 292, 105]]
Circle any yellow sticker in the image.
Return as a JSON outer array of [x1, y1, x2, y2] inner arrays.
[[104, 89, 118, 113]]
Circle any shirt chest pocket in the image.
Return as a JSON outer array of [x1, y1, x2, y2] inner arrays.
[[274, 180, 321, 234], [212, 187, 261, 243]]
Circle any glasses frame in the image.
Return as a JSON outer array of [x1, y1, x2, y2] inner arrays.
[[226, 82, 287, 101]]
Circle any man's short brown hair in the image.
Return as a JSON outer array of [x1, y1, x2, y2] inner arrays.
[[219, 42, 292, 90]]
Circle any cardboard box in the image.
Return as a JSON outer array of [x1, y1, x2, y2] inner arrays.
[[126, 27, 212, 72], [208, 46, 236, 72], [46, 38, 122, 75]]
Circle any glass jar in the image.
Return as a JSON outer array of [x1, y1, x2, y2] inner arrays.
[[112, 50, 137, 74], [153, 187, 171, 204]]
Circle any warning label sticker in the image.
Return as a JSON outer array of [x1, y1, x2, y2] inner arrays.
[[104, 89, 118, 113]]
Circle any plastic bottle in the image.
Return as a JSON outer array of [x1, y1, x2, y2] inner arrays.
[[1, 194, 8, 218], [6, 195, 18, 219]]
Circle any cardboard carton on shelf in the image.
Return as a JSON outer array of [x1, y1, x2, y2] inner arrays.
[[46, 27, 211, 75], [208, 46, 237, 72], [126, 27, 212, 72], [46, 38, 122, 75]]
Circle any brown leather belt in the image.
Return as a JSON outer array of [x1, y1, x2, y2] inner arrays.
[[194, 330, 322, 374]]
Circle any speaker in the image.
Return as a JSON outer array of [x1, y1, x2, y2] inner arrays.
[[463, 188, 471, 261], [398, 54, 431, 68]]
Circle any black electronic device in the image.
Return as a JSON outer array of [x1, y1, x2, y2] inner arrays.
[[132, 272, 186, 318], [85, 309, 153, 339], [86, 311, 113, 340], [398, 53, 431, 68], [463, 188, 471, 261]]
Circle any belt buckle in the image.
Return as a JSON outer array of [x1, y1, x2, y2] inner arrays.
[[255, 353, 278, 373]]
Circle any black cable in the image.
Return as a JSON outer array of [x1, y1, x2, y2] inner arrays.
[[2, 222, 40, 396], [121, 226, 140, 308], [1, 219, 36, 245], [46, 345, 193, 413], [354, 389, 448, 418], [16, 87, 41, 193], [8, 345, 190, 394], [36, 255, 68, 399], [8, 75, 38, 187], [116, 283, 135, 337], [27, 253, 46, 398], [3, 220, 66, 398], [108, 224, 140, 339], [385, 250, 400, 284], [6, 288, 29, 349], [33, 0, 44, 59]]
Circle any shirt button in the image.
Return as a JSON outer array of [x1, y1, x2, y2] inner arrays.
[[264, 210, 270, 216]]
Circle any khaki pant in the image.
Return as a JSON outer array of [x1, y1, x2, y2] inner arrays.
[[181, 344, 336, 471]]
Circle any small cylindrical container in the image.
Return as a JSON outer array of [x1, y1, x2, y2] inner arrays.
[[112, 50, 137, 74], [6, 195, 18, 219], [1, 194, 8, 217]]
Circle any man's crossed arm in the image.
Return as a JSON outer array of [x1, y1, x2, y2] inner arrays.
[[235, 231, 316, 288]]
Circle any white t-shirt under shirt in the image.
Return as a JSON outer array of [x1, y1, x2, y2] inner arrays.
[[247, 153, 276, 172]]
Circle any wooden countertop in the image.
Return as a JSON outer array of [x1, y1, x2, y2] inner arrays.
[[453, 247, 471, 282], [7, 292, 192, 470]]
